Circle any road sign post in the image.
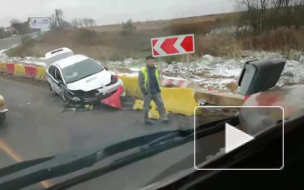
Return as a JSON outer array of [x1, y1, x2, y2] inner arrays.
[[37, 29, 42, 40], [187, 54, 190, 80], [157, 57, 163, 80], [151, 34, 195, 84]]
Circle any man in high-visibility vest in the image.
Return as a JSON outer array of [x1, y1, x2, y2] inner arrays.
[[138, 55, 168, 125]]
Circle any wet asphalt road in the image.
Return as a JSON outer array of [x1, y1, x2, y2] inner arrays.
[[0, 74, 194, 170], [0, 33, 37, 52], [0, 74, 234, 190], [0, 36, 22, 52]]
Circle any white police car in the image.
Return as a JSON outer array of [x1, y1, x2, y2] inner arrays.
[[45, 48, 123, 104]]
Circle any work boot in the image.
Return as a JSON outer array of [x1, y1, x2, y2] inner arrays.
[[145, 120, 154, 125]]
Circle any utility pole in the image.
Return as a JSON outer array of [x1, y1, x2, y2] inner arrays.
[[55, 9, 60, 29]]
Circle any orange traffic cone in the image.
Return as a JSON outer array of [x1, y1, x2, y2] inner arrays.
[[100, 86, 123, 109]]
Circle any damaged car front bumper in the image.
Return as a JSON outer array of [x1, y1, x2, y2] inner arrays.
[[65, 79, 124, 104]]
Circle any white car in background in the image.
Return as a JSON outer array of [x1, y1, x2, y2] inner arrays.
[[45, 48, 123, 104]]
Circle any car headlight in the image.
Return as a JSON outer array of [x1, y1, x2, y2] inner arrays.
[[111, 75, 118, 83]]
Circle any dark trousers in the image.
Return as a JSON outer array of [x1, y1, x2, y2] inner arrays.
[[143, 93, 168, 121]]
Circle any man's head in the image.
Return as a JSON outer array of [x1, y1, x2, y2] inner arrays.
[[146, 55, 156, 67]]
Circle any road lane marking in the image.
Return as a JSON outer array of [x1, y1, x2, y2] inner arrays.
[[0, 138, 52, 188]]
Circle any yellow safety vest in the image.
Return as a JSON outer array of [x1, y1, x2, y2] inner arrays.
[[140, 66, 160, 90]]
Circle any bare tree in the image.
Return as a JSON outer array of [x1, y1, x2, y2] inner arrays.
[[235, 0, 272, 30], [55, 9, 63, 28], [290, 0, 304, 27], [270, 0, 283, 19], [269, 0, 303, 27], [82, 18, 90, 27], [271, 0, 283, 8], [259, 0, 269, 30], [87, 19, 96, 27], [50, 14, 58, 29], [51, 9, 74, 30], [61, 21, 71, 28], [235, 0, 261, 29], [235, 0, 304, 30], [10, 19, 20, 24], [121, 19, 136, 35], [78, 19, 83, 27], [71, 18, 79, 28], [10, 19, 21, 26]]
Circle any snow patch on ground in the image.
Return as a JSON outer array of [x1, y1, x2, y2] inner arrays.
[[0, 53, 47, 67], [103, 51, 304, 93]]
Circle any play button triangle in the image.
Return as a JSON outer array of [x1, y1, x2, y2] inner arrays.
[[225, 123, 254, 153]]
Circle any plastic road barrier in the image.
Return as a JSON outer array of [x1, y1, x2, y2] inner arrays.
[[24, 66, 37, 78], [13, 64, 26, 76], [35, 67, 47, 80], [161, 88, 201, 116], [133, 87, 201, 117], [149, 102, 161, 119], [0, 63, 6, 72], [133, 100, 144, 110], [5, 64, 15, 74], [133, 100, 169, 119], [118, 76, 143, 99]]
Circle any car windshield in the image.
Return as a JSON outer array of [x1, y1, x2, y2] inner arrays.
[[61, 58, 104, 83], [0, 0, 302, 189]]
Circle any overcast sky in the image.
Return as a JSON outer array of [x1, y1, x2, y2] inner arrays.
[[0, 0, 234, 27]]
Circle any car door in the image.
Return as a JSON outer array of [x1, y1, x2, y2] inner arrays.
[[53, 67, 66, 97], [47, 65, 58, 92], [47, 65, 65, 96]]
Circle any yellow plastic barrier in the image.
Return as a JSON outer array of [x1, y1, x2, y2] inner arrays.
[[13, 64, 25, 76], [149, 101, 170, 119], [149, 107, 160, 119], [0, 63, 6, 72], [133, 100, 165, 119], [133, 100, 144, 110], [35, 67, 47, 81], [119, 76, 143, 99], [133, 88, 201, 117], [84, 104, 94, 109], [161, 88, 201, 116]]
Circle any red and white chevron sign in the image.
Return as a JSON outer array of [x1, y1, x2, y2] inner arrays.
[[151, 34, 195, 57]]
